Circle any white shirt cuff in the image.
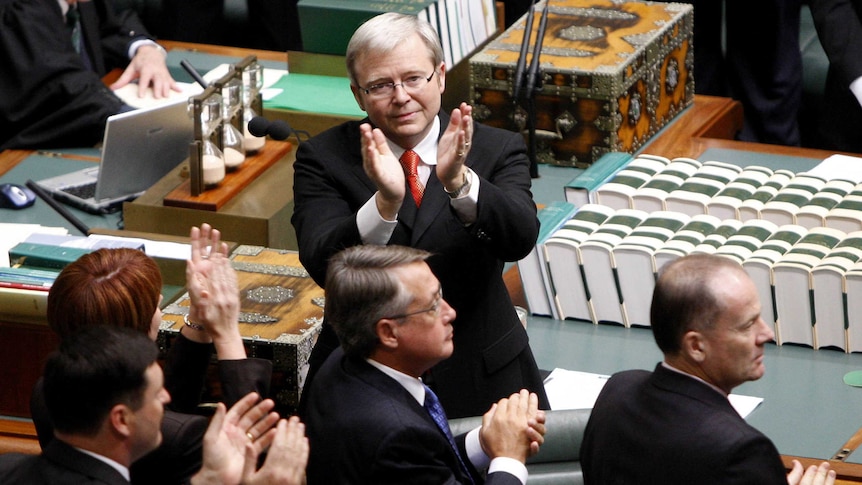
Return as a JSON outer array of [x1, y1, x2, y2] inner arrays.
[[465, 427, 527, 485], [127, 39, 165, 60], [850, 76, 862, 109], [358, 194, 397, 245], [449, 168, 480, 225]]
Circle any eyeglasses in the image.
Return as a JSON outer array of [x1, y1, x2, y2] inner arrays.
[[361, 71, 436, 98], [385, 287, 443, 320]]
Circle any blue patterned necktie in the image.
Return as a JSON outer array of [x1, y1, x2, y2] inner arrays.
[[423, 385, 474, 484]]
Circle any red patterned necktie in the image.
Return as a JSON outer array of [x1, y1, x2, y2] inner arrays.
[[400, 149, 424, 207]]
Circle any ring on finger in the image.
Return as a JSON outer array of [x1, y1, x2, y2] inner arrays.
[[246, 431, 255, 441]]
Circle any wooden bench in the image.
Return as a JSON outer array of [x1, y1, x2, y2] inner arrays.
[[0, 418, 40, 455]]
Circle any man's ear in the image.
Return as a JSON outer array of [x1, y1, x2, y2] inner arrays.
[[681, 330, 707, 363], [350, 84, 366, 112], [437, 62, 446, 93], [376, 318, 399, 350], [109, 403, 133, 439]]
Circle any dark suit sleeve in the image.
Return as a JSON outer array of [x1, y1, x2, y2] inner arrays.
[[218, 358, 274, 406], [723, 434, 789, 484], [810, 0, 862, 88], [467, 123, 539, 262], [87, 0, 154, 72], [291, 123, 368, 286], [131, 411, 208, 485], [162, 333, 213, 414]]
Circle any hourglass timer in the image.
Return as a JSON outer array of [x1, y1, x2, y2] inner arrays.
[[189, 87, 226, 195], [220, 76, 246, 171], [240, 60, 265, 154]]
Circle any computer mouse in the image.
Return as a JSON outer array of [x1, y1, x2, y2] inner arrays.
[[0, 183, 36, 209]]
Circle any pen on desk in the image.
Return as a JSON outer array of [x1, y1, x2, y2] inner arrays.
[[180, 59, 209, 89], [25, 180, 91, 236]]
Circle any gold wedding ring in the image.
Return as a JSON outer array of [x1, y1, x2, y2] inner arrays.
[[246, 431, 255, 441]]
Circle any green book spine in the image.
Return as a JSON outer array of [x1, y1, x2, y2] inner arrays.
[[298, 0, 438, 55], [9, 243, 90, 270], [564, 152, 632, 206], [537, 201, 578, 243]]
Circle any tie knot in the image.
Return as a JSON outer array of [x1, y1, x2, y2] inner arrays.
[[66, 5, 80, 25], [400, 149, 420, 175]]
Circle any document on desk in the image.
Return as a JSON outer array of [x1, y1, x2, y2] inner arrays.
[[113, 82, 203, 109], [543, 367, 764, 418], [0, 224, 69, 267]]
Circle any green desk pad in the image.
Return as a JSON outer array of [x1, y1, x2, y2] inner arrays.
[[165, 51, 364, 118], [266, 73, 365, 117], [165, 51, 286, 85], [0, 152, 122, 235]]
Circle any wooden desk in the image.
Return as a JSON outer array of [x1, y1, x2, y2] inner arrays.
[[123, 139, 296, 249]]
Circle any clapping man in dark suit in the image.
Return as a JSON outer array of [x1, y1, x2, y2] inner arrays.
[[0, 325, 304, 485], [580, 253, 835, 485], [292, 11, 548, 419], [304, 245, 546, 484]]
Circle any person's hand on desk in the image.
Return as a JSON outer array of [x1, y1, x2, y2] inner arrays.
[[110, 43, 179, 99], [787, 460, 836, 485]]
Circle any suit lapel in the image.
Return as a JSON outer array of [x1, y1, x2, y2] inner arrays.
[[404, 112, 469, 244]]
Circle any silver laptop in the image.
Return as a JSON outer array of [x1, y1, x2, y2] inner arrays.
[[36, 100, 194, 214]]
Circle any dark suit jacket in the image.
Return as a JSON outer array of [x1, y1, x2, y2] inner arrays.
[[292, 112, 548, 418], [580, 363, 787, 485], [0, 439, 130, 484], [810, 0, 862, 152], [0, 0, 152, 149], [305, 348, 521, 485], [30, 334, 273, 485]]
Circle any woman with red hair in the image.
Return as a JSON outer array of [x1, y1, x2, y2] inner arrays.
[[31, 224, 272, 485]]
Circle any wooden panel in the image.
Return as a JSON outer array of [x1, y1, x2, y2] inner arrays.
[[0, 323, 58, 418]]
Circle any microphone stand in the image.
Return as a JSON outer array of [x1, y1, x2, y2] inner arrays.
[[512, 0, 539, 178], [524, 1, 549, 179]]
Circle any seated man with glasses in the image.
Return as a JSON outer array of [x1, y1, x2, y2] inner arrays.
[[304, 244, 546, 484], [292, 11, 548, 420]]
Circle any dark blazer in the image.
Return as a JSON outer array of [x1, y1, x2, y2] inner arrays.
[[0, 0, 152, 149], [304, 348, 522, 485], [580, 364, 787, 485], [292, 112, 548, 418], [0, 439, 130, 484], [810, 0, 862, 152], [30, 334, 273, 485]]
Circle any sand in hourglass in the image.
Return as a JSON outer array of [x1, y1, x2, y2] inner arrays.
[[244, 126, 266, 152], [203, 154, 226, 186], [224, 147, 245, 170]]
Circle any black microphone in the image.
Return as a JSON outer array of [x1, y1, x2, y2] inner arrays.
[[180, 59, 209, 89], [248, 116, 292, 141]]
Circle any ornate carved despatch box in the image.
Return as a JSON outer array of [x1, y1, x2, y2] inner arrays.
[[159, 245, 324, 412], [470, 0, 694, 167]]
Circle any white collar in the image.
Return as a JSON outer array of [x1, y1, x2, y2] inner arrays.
[[366, 358, 427, 405], [387, 116, 441, 167], [661, 361, 729, 397], [75, 446, 131, 482]]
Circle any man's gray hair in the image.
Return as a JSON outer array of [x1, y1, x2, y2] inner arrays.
[[346, 12, 444, 87]]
